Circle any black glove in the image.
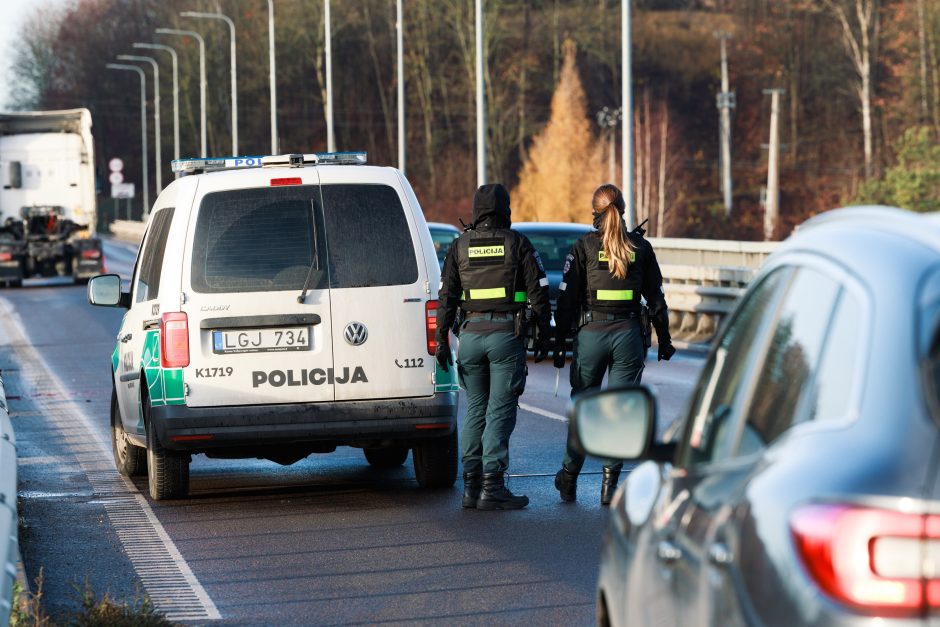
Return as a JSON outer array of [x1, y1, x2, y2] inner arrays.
[[553, 349, 566, 369], [533, 326, 549, 363], [435, 339, 453, 372], [658, 342, 676, 362]]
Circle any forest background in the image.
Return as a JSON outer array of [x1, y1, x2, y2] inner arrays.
[[6, 0, 939, 239]]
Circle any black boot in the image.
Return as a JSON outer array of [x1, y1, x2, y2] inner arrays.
[[462, 472, 482, 508], [601, 467, 621, 506], [554, 467, 578, 503], [477, 472, 529, 510]]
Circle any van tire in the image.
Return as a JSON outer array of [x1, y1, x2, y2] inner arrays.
[[144, 390, 189, 500], [111, 388, 146, 477], [364, 446, 409, 468], [412, 430, 458, 489]]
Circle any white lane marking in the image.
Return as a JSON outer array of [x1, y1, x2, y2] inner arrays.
[[0, 300, 221, 621], [518, 402, 567, 423]]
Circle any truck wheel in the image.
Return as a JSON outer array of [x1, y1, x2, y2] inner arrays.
[[412, 430, 458, 489], [143, 390, 189, 500], [111, 388, 145, 477], [364, 446, 408, 468]]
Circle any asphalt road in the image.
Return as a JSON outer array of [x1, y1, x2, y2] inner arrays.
[[3, 240, 705, 625]]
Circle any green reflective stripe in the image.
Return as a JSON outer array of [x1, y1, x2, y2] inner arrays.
[[468, 287, 507, 299], [596, 289, 634, 301], [468, 245, 505, 258], [514, 291, 526, 302]]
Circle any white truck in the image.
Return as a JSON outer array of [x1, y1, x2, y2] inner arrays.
[[0, 108, 104, 286]]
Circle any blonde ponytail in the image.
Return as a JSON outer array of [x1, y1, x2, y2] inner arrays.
[[592, 184, 634, 279]]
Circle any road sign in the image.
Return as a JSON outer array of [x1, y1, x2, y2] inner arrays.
[[108, 171, 124, 185], [112, 182, 135, 199], [109, 158, 124, 173]]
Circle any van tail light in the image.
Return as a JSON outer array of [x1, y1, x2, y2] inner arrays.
[[790, 503, 939, 616], [426, 300, 438, 355], [160, 312, 190, 368]]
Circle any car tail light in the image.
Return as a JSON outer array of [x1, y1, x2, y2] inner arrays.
[[160, 312, 190, 368], [426, 300, 438, 355], [80, 248, 101, 259], [0, 252, 11, 262], [270, 177, 302, 186], [791, 503, 935, 615]]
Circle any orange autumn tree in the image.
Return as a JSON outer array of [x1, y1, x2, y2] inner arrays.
[[513, 40, 605, 224]]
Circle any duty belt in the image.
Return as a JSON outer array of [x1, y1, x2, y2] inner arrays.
[[580, 310, 640, 325], [465, 311, 515, 321]]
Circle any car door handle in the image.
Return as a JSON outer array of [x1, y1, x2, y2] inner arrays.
[[656, 540, 682, 564], [117, 333, 132, 343], [708, 542, 734, 567], [142, 319, 160, 330]]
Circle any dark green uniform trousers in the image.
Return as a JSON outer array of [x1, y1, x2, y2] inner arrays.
[[457, 330, 527, 475], [563, 322, 646, 473]]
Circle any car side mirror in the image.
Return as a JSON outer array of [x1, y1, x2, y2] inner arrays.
[[569, 386, 657, 461], [87, 274, 129, 309]]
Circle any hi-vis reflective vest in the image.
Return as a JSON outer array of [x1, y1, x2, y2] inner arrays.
[[456, 230, 526, 311], [584, 233, 640, 312]]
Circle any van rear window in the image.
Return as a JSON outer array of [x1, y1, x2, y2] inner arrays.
[[321, 184, 419, 288], [190, 187, 325, 293]]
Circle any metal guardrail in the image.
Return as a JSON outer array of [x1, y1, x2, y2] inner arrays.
[[648, 236, 779, 269], [0, 373, 17, 626]]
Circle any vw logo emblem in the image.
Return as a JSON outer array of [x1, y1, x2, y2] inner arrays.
[[344, 322, 368, 346]]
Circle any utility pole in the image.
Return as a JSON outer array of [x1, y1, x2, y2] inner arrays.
[[763, 88, 784, 241], [396, 0, 405, 173], [622, 0, 635, 228], [325, 0, 335, 153], [475, 0, 486, 187], [715, 31, 735, 215]]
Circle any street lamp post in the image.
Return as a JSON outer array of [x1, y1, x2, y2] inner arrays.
[[622, 0, 635, 228], [181, 11, 238, 156], [396, 0, 405, 172], [117, 55, 161, 194], [105, 63, 149, 217], [156, 28, 206, 157], [268, 0, 277, 153], [325, 0, 335, 152], [475, 0, 485, 187], [132, 43, 179, 162]]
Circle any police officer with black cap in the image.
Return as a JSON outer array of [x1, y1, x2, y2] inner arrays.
[[553, 183, 675, 505], [435, 183, 551, 511]]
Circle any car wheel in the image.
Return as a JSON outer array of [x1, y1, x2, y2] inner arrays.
[[412, 429, 457, 489], [363, 446, 409, 468], [111, 387, 145, 477], [143, 387, 189, 500]]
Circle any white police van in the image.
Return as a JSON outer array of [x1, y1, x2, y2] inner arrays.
[[88, 152, 459, 500]]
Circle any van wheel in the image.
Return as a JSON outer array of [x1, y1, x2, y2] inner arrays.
[[144, 391, 189, 500], [412, 430, 457, 489], [364, 446, 408, 468], [111, 388, 145, 477]]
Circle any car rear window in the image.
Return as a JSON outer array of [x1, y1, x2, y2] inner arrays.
[[321, 184, 419, 288], [519, 230, 588, 272], [190, 187, 326, 293]]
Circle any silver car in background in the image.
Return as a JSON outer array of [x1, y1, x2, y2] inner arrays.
[[571, 207, 940, 626]]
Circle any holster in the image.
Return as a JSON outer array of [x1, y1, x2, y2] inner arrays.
[[640, 305, 652, 349], [452, 309, 465, 337]]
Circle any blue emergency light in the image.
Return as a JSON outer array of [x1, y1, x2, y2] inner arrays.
[[171, 151, 367, 176]]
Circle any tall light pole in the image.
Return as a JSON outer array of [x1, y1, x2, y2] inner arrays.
[[268, 0, 277, 153], [132, 43, 179, 162], [716, 31, 735, 216], [181, 11, 238, 156], [118, 55, 161, 194], [622, 0, 635, 228], [106, 63, 149, 217], [475, 0, 486, 187], [324, 0, 335, 152], [396, 0, 405, 172], [156, 28, 206, 157], [763, 88, 784, 242]]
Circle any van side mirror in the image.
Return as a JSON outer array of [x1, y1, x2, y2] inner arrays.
[[568, 386, 657, 461], [87, 274, 129, 308]]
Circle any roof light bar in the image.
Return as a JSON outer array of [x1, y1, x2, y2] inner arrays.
[[171, 151, 367, 176]]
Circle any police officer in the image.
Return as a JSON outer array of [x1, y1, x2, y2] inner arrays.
[[435, 184, 551, 511], [553, 183, 675, 505]]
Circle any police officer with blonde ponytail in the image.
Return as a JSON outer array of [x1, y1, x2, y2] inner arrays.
[[552, 183, 675, 505]]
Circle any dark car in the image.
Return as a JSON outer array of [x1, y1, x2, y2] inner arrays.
[[513, 221, 593, 306], [570, 206, 940, 626], [428, 222, 460, 269]]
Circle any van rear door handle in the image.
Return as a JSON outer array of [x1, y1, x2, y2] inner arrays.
[[656, 540, 682, 564]]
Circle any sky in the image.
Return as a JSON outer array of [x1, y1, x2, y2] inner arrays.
[[0, 0, 68, 109]]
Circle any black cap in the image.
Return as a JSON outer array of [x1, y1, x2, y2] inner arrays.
[[472, 183, 511, 226]]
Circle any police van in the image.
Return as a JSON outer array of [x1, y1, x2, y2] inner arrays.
[[88, 152, 459, 500]]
